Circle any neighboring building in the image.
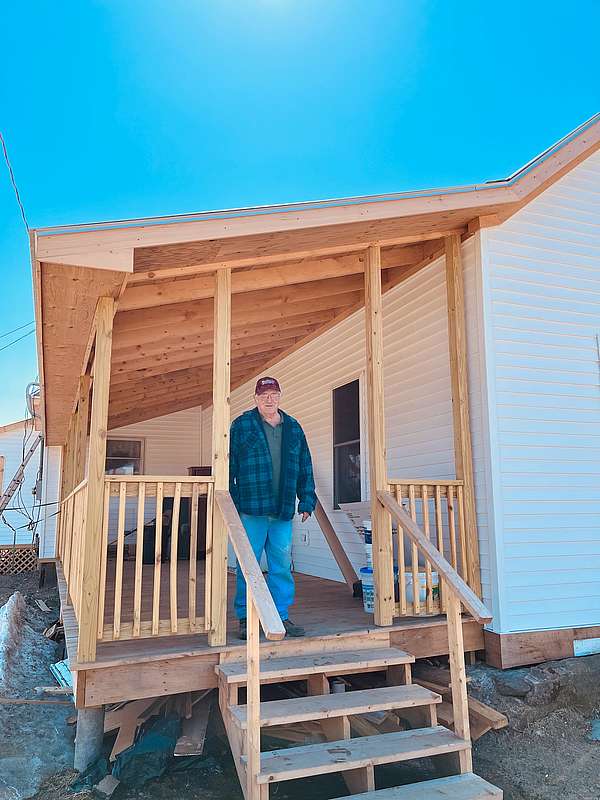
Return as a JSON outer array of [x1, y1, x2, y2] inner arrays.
[[0, 417, 61, 559]]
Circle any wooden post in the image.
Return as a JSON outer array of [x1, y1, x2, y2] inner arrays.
[[77, 297, 115, 663], [446, 589, 473, 772], [445, 235, 482, 597], [208, 268, 231, 646], [73, 375, 91, 487], [246, 594, 261, 800], [364, 244, 395, 627]]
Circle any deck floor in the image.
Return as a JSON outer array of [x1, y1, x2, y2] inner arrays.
[[58, 560, 483, 672]]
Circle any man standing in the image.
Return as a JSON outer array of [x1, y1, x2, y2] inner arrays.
[[229, 377, 317, 639]]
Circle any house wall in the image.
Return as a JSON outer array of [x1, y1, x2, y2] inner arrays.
[[480, 149, 600, 634], [201, 240, 494, 610], [0, 421, 60, 559], [105, 406, 203, 543]]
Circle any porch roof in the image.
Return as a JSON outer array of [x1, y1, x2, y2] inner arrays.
[[32, 114, 600, 445]]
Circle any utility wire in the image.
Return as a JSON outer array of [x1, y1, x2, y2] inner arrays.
[[0, 328, 34, 354], [0, 131, 29, 232], [0, 320, 34, 339]]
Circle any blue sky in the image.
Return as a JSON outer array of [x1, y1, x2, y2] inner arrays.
[[0, 0, 598, 425]]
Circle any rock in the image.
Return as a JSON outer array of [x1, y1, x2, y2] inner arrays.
[[95, 774, 120, 798], [493, 671, 531, 698], [523, 669, 561, 706]]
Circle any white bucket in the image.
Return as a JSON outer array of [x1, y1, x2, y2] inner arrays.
[[360, 567, 375, 614], [405, 571, 439, 604]]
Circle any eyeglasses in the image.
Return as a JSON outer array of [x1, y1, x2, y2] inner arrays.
[[257, 393, 281, 401]]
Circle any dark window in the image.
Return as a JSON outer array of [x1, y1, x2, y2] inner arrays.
[[333, 380, 361, 508], [105, 439, 143, 475]]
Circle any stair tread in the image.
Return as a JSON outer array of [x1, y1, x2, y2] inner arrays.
[[231, 684, 440, 728], [242, 725, 469, 784], [350, 773, 502, 799], [216, 647, 413, 684]]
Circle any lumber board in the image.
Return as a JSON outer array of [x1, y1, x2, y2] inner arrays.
[[248, 725, 469, 783], [346, 773, 502, 799], [230, 684, 440, 728]]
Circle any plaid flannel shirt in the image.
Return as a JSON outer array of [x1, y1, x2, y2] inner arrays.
[[229, 407, 317, 520]]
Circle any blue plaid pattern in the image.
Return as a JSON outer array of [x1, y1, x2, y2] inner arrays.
[[229, 407, 317, 520]]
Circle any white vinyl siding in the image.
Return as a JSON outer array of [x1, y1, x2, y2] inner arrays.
[[483, 149, 600, 633]]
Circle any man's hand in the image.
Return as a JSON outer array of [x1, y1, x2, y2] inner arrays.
[[301, 512, 310, 523]]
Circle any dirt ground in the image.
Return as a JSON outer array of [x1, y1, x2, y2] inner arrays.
[[2, 570, 599, 800]]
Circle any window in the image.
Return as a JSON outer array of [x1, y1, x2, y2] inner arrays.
[[105, 439, 143, 475], [333, 379, 361, 508]]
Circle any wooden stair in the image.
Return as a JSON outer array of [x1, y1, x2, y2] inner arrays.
[[216, 645, 503, 799]]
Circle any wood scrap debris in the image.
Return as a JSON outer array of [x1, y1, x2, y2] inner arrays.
[[35, 599, 52, 612], [174, 691, 213, 756]]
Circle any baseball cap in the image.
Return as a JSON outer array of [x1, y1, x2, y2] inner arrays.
[[255, 376, 281, 395]]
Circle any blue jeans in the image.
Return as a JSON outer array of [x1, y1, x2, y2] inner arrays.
[[234, 513, 294, 621]]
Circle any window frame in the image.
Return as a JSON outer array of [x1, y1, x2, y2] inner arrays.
[[331, 375, 364, 509], [104, 437, 145, 476]]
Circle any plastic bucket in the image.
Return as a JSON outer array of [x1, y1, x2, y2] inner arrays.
[[405, 571, 439, 604], [360, 566, 375, 614]]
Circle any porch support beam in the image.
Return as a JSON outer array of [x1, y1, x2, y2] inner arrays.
[[208, 268, 231, 646], [445, 235, 482, 597], [78, 297, 115, 663], [364, 244, 395, 627]]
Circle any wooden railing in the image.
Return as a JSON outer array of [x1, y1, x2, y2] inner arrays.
[[61, 474, 215, 643], [57, 478, 88, 622], [378, 489, 491, 773], [388, 479, 474, 616], [215, 490, 285, 800]]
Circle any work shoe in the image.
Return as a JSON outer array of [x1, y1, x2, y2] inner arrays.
[[282, 618, 305, 637], [237, 619, 247, 640]]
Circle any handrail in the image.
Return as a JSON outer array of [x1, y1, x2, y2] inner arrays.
[[214, 490, 285, 641], [377, 490, 492, 623], [61, 477, 88, 506]]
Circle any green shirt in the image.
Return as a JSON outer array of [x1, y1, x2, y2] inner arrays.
[[261, 416, 283, 509]]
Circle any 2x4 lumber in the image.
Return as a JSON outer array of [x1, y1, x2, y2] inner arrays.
[[208, 268, 231, 646], [445, 235, 481, 597], [248, 725, 469, 784], [446, 591, 473, 773], [131, 218, 467, 275], [364, 244, 395, 627], [215, 490, 285, 641], [216, 647, 413, 684], [230, 684, 440, 728], [78, 297, 115, 663], [314, 500, 358, 589], [246, 595, 261, 800]]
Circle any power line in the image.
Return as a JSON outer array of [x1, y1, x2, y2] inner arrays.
[[0, 328, 35, 354], [0, 320, 34, 339], [0, 131, 29, 232]]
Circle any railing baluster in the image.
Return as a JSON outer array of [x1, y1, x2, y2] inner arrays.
[[422, 485, 433, 614], [435, 485, 446, 612], [113, 481, 127, 641], [97, 481, 110, 640], [408, 484, 419, 614], [394, 484, 407, 616], [152, 482, 164, 636], [133, 482, 145, 638], [456, 484, 468, 582], [170, 482, 182, 633], [189, 482, 199, 633], [448, 484, 458, 571], [204, 483, 214, 633]]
